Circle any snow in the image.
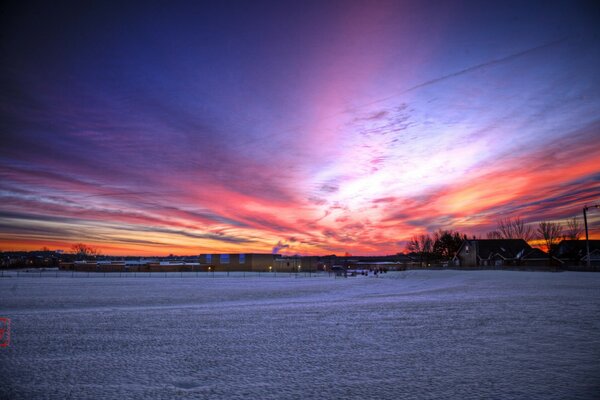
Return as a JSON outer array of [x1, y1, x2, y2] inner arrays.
[[1, 270, 599, 399]]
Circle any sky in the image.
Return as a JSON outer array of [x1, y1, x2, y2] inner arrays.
[[1, 0, 599, 256]]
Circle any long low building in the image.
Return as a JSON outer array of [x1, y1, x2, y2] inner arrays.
[[198, 253, 318, 272], [59, 254, 318, 273], [59, 260, 201, 272]]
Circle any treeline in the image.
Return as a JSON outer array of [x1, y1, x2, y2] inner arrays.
[[405, 230, 464, 265]]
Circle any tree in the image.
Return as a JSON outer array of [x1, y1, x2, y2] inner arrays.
[[489, 216, 534, 241], [71, 243, 98, 260], [432, 230, 464, 260], [565, 217, 582, 240], [537, 222, 563, 255], [406, 234, 433, 265], [486, 231, 502, 239]]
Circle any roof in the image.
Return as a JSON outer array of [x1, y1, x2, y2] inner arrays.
[[394, 254, 414, 262], [475, 239, 531, 260], [582, 249, 600, 261], [355, 261, 400, 265], [522, 248, 548, 260], [557, 240, 600, 257], [457, 239, 531, 260]]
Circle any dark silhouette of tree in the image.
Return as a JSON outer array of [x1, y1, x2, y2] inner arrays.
[[71, 243, 99, 260], [537, 222, 563, 255], [488, 216, 534, 241], [565, 217, 582, 240], [406, 234, 433, 265], [486, 231, 502, 239], [432, 230, 463, 260]]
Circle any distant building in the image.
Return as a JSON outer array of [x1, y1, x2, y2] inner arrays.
[[1, 251, 60, 268], [60, 258, 200, 272]]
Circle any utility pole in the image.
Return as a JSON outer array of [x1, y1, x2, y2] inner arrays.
[[583, 205, 599, 268]]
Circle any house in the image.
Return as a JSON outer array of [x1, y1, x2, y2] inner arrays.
[[454, 239, 531, 267], [582, 249, 600, 265], [556, 240, 600, 265], [520, 248, 563, 267]]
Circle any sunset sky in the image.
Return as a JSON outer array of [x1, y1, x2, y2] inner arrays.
[[1, 1, 599, 256]]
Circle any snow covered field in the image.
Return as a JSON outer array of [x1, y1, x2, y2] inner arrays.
[[1, 270, 599, 399]]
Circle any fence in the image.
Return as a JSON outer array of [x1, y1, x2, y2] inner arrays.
[[0, 269, 328, 279]]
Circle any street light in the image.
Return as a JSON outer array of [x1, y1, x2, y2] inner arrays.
[[583, 204, 599, 268]]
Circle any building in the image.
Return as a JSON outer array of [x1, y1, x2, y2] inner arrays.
[[454, 239, 531, 267], [1, 251, 60, 268], [319, 254, 414, 270], [60, 258, 201, 272], [582, 249, 600, 266], [556, 240, 600, 265], [199, 253, 281, 272], [520, 248, 562, 268]]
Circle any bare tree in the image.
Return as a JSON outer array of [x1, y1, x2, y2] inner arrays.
[[494, 216, 534, 241], [71, 243, 99, 259], [565, 217, 582, 240], [406, 234, 433, 265], [537, 222, 563, 255], [486, 230, 502, 239]]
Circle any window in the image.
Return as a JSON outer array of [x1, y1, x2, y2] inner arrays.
[[239, 254, 245, 264], [220, 254, 230, 264], [206, 254, 212, 263]]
